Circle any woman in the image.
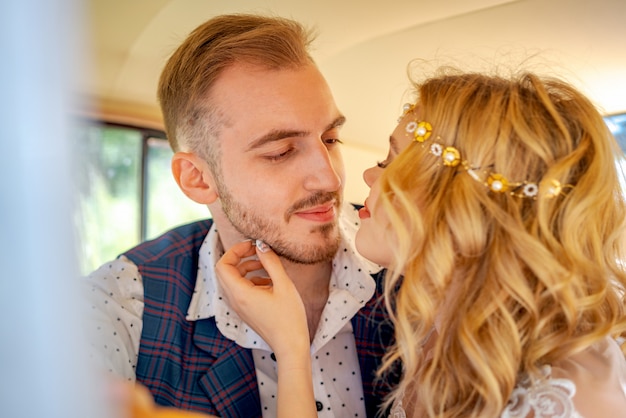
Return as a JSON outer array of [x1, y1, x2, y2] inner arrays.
[[216, 69, 626, 417]]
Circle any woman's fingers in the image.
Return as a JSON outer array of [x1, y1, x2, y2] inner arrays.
[[254, 240, 291, 288], [216, 240, 310, 358], [216, 241, 260, 281], [219, 240, 256, 267], [216, 241, 275, 304], [249, 277, 272, 286], [215, 241, 258, 304], [217, 239, 298, 302], [237, 259, 264, 277]]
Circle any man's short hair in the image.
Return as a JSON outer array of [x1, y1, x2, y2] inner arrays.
[[158, 14, 316, 167]]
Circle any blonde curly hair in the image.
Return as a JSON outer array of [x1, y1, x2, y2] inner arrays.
[[377, 70, 626, 417]]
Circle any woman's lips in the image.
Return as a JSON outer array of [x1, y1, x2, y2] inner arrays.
[[358, 202, 371, 219]]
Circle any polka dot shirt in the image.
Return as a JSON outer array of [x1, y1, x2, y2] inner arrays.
[[83, 202, 382, 416]]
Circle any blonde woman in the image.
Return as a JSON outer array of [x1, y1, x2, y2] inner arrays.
[[217, 70, 626, 417]]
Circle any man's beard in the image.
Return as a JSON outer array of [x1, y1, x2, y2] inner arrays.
[[217, 183, 342, 264]]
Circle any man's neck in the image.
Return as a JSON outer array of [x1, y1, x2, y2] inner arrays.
[[281, 258, 332, 342], [212, 209, 334, 341]]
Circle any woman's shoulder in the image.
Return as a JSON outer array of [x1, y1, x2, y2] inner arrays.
[[502, 337, 626, 418]]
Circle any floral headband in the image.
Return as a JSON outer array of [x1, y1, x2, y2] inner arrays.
[[401, 103, 570, 199]]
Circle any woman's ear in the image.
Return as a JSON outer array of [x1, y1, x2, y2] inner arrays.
[[171, 152, 219, 204]]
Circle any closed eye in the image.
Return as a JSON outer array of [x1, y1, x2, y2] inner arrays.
[[265, 147, 295, 162]]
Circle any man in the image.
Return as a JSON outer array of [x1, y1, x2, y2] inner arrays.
[[85, 14, 396, 418]]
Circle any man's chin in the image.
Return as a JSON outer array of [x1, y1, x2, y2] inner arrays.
[[275, 245, 339, 265], [272, 229, 341, 265]]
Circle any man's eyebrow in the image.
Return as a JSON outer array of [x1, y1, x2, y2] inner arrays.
[[246, 129, 307, 151], [246, 115, 346, 151]]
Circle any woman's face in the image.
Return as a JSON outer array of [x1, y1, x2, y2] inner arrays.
[[355, 110, 416, 266]]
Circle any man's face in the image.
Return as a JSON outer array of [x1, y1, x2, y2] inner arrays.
[[209, 62, 346, 264]]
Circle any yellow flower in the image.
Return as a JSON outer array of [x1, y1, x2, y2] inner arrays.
[[487, 173, 509, 193], [413, 121, 432, 142], [442, 147, 461, 166]]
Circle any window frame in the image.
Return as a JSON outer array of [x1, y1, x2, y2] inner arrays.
[[81, 119, 170, 243]]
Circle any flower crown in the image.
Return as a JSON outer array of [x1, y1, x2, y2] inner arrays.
[[401, 103, 570, 199]]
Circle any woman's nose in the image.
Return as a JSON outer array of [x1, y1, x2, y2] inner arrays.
[[362, 165, 379, 188]]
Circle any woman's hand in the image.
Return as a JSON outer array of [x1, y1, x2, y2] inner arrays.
[[215, 240, 309, 359], [216, 240, 317, 418]]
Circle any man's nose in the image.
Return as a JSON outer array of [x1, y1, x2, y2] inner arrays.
[[303, 141, 343, 192]]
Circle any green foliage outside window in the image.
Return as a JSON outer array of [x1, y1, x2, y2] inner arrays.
[[74, 122, 208, 275], [145, 138, 210, 240]]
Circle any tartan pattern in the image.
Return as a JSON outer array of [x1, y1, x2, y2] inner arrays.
[[353, 272, 398, 417], [126, 219, 397, 417]]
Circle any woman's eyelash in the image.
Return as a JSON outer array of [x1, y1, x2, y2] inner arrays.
[[324, 138, 343, 145]]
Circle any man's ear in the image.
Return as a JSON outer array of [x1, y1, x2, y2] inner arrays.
[[171, 152, 219, 204]]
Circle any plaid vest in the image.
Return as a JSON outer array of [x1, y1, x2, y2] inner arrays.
[[125, 219, 396, 417]]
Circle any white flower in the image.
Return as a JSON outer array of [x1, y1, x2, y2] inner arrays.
[[430, 143, 443, 156], [522, 183, 538, 197], [405, 121, 417, 133]]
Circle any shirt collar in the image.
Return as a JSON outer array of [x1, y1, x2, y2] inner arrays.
[[186, 202, 382, 351]]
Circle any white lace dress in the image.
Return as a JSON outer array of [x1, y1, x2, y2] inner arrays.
[[389, 337, 626, 418], [500, 365, 582, 418]]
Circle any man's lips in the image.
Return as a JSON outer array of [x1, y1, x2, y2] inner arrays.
[[294, 202, 336, 222]]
